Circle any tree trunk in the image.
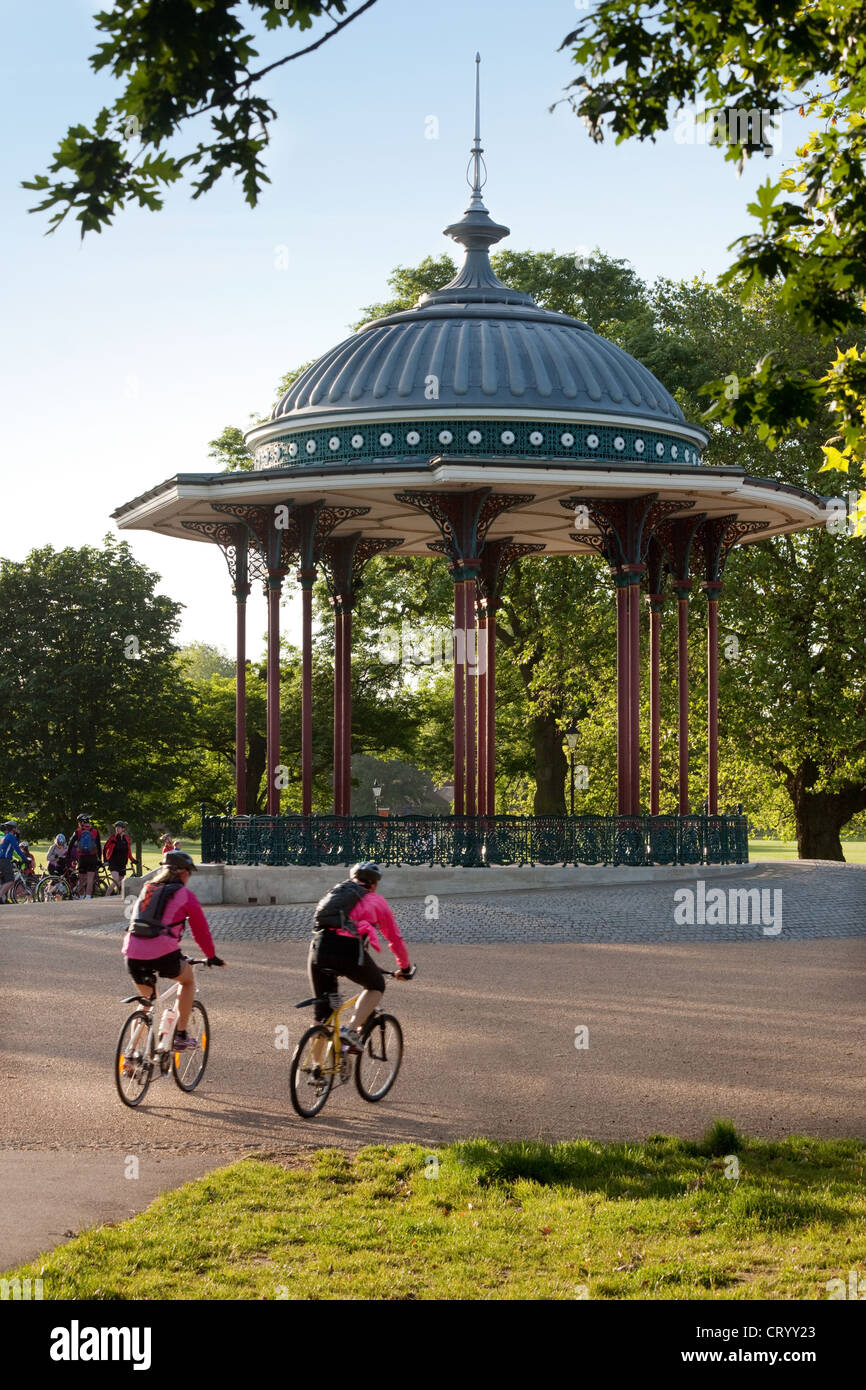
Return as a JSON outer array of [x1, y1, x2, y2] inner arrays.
[[795, 794, 850, 861], [533, 713, 567, 814], [786, 758, 866, 861], [246, 730, 267, 812]]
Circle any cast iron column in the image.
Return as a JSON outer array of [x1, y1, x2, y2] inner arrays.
[[643, 536, 667, 818], [477, 604, 488, 816], [266, 572, 284, 815], [397, 490, 530, 819], [705, 580, 722, 815], [332, 603, 344, 813], [181, 518, 263, 817], [320, 532, 401, 816], [614, 572, 632, 815], [562, 496, 691, 821], [675, 582, 692, 814], [476, 539, 543, 819]]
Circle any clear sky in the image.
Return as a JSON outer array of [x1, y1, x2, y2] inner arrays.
[[1, 0, 804, 659]]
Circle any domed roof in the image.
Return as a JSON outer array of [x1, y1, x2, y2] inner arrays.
[[269, 295, 685, 426], [247, 66, 706, 469]]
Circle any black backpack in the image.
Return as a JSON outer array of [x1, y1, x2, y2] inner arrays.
[[129, 880, 185, 939], [313, 879, 369, 934]]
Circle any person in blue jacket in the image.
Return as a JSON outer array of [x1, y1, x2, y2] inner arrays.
[[0, 821, 28, 903]]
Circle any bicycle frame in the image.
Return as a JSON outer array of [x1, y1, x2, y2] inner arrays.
[[129, 973, 197, 1059]]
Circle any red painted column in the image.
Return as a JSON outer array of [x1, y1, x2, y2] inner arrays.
[[464, 578, 477, 817], [266, 575, 282, 816], [332, 607, 343, 815], [477, 605, 488, 817], [647, 595, 664, 817], [628, 570, 645, 815], [615, 575, 631, 816], [453, 579, 465, 815], [704, 582, 722, 815], [675, 583, 693, 814], [342, 606, 353, 815], [235, 589, 248, 815], [300, 571, 315, 816], [487, 611, 497, 816]]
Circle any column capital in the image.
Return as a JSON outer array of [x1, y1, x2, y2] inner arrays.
[[702, 580, 724, 598], [645, 592, 666, 613]]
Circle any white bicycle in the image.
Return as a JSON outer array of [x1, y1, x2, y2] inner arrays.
[[115, 958, 211, 1107]]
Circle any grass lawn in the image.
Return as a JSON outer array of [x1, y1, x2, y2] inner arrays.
[[12, 1128, 865, 1300], [749, 840, 866, 863]]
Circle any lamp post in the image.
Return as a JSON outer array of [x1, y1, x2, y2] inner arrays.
[[372, 778, 383, 814], [565, 719, 579, 817]]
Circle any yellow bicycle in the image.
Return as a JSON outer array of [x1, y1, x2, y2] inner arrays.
[[289, 967, 415, 1118]]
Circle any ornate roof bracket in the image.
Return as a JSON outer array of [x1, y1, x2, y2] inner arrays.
[[180, 518, 267, 598], [694, 516, 769, 585], [477, 537, 546, 614], [320, 533, 404, 613], [396, 488, 531, 576], [561, 495, 693, 578]]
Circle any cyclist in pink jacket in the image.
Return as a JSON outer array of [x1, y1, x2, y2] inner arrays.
[[123, 851, 225, 1050], [309, 862, 413, 1052]]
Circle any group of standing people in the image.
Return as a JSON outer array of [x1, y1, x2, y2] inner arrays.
[[42, 816, 137, 898]]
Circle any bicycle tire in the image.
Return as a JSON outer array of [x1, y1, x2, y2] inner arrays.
[[354, 1013, 403, 1103], [115, 1011, 153, 1107], [10, 880, 33, 904], [289, 1025, 335, 1118], [171, 1000, 210, 1092], [40, 875, 71, 902]]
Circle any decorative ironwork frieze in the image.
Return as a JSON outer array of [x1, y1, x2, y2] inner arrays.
[[252, 419, 705, 472]]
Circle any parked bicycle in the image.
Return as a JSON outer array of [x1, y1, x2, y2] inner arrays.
[[289, 966, 416, 1118], [7, 866, 36, 904], [115, 958, 213, 1107]]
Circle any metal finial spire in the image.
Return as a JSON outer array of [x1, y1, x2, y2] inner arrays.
[[467, 52, 487, 208]]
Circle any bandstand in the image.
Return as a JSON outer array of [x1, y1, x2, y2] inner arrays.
[[113, 64, 829, 871]]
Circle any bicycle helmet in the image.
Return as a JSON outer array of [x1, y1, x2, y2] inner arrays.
[[56, 834, 67, 845], [351, 861, 382, 887], [19, 841, 29, 850], [161, 850, 197, 873], [76, 813, 90, 823]]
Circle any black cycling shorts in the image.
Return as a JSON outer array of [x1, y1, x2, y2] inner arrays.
[[127, 950, 185, 987], [308, 931, 385, 1022], [0, 860, 13, 884]]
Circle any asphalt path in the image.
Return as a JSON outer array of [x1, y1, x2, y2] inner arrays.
[[2, 896, 864, 1268]]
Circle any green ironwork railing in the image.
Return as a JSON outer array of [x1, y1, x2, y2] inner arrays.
[[200, 811, 748, 868]]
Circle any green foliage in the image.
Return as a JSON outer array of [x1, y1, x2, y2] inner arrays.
[[559, 0, 866, 493], [24, 2, 376, 236], [0, 537, 194, 839]]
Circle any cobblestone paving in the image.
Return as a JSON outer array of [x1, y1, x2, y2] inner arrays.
[[70, 861, 865, 944]]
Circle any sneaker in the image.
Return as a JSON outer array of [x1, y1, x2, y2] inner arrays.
[[339, 1026, 362, 1054], [173, 1032, 198, 1051]]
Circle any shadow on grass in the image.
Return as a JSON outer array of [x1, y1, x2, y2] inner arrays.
[[450, 1123, 861, 1231]]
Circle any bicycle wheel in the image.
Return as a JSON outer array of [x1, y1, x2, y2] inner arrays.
[[354, 1014, 403, 1102], [10, 880, 33, 904], [115, 1012, 153, 1107], [289, 1025, 335, 1118], [171, 1000, 210, 1092], [40, 875, 71, 902]]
